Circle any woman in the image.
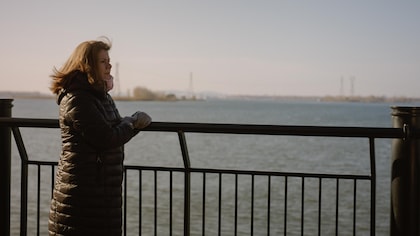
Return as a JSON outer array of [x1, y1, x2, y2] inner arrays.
[[48, 38, 151, 235]]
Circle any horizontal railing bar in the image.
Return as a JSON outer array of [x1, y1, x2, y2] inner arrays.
[[123, 165, 184, 172], [23, 161, 372, 180], [26, 160, 57, 166], [125, 165, 371, 180], [191, 168, 371, 179], [0, 118, 59, 128], [148, 122, 405, 138], [0, 118, 407, 138]]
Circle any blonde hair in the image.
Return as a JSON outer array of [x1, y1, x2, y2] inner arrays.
[[50, 37, 112, 94]]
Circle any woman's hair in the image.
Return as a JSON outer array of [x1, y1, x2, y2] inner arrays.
[[50, 37, 112, 94]]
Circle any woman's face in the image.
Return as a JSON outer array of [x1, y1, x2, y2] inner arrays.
[[96, 49, 112, 81], [96, 49, 113, 91]]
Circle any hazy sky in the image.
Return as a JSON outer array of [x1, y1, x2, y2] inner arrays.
[[1, 1, 419, 97]]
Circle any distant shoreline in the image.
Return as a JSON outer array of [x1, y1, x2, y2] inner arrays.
[[0, 91, 53, 100], [1, 91, 420, 103], [231, 94, 420, 103]]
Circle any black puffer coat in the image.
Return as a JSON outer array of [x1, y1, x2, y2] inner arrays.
[[49, 72, 138, 236]]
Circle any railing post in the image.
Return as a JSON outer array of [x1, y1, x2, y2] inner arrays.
[[177, 131, 191, 236], [0, 99, 13, 236], [391, 106, 420, 236]]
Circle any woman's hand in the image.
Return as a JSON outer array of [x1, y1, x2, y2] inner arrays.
[[131, 111, 152, 129]]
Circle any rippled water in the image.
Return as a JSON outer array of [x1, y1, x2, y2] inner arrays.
[[8, 98, 408, 235]]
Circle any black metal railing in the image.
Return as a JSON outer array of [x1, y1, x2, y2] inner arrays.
[[1, 101, 420, 236], [1, 117, 402, 236]]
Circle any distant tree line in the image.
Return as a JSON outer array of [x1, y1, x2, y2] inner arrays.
[[115, 86, 178, 101]]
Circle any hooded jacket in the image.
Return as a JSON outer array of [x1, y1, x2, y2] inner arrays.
[[49, 71, 138, 236]]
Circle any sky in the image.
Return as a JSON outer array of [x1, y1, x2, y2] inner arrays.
[[1, 0, 419, 97]]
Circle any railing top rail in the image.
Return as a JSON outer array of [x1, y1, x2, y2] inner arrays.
[[150, 121, 404, 138], [0, 117, 405, 138], [0, 117, 59, 128]]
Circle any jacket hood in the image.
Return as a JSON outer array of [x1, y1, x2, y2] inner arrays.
[[56, 71, 106, 105]]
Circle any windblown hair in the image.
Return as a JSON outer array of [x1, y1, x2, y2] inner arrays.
[[50, 37, 112, 94]]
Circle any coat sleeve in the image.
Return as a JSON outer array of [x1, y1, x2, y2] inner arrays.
[[64, 92, 138, 150]]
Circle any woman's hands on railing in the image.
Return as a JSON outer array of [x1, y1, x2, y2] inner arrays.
[[131, 111, 152, 129]]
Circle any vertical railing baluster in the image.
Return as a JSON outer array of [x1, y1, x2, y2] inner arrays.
[[50, 166, 55, 197], [218, 173, 222, 236], [0, 99, 13, 236], [369, 137, 376, 236], [301, 177, 304, 236], [318, 178, 322, 236], [123, 168, 127, 236], [202, 173, 206, 236], [234, 174, 238, 236], [169, 171, 173, 236], [154, 170, 157, 236], [353, 179, 357, 236], [139, 170, 142, 236], [12, 127, 28, 236], [36, 165, 41, 236], [335, 178, 339, 236], [284, 176, 288, 236], [153, 170, 157, 236], [267, 175, 271, 236], [251, 174, 255, 236]]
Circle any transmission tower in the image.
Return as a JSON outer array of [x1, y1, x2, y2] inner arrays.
[[114, 62, 121, 97], [350, 76, 355, 97], [189, 72, 194, 99]]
